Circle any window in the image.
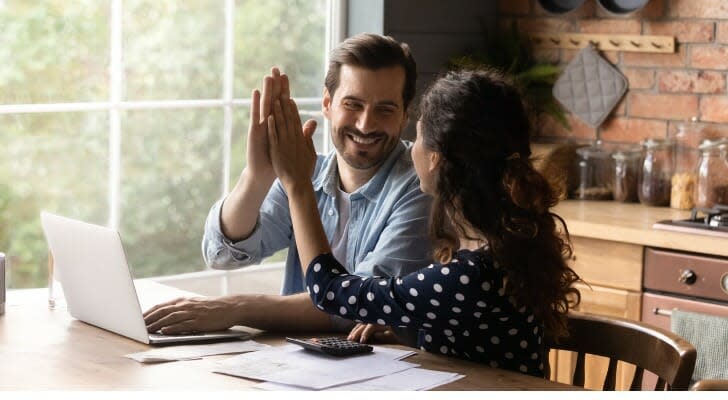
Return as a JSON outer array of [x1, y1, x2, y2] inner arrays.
[[0, 0, 336, 288]]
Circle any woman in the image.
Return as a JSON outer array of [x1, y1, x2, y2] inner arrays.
[[266, 69, 581, 377]]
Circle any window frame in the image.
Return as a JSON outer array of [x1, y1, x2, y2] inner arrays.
[[0, 0, 346, 284]]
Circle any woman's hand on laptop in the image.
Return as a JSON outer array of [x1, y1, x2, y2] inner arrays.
[[143, 296, 241, 334]]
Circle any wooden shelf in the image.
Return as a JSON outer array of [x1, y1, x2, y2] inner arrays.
[[530, 32, 675, 54]]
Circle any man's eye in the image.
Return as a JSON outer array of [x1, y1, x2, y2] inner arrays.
[[344, 102, 361, 110]]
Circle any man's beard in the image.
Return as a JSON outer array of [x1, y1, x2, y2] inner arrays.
[[331, 126, 398, 170]]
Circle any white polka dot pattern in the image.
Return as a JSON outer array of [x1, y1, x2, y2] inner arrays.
[[304, 250, 544, 377]]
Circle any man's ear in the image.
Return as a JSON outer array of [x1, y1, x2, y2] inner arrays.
[[322, 87, 332, 120], [400, 111, 409, 131]]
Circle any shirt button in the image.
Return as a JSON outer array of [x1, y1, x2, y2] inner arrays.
[[328, 209, 334, 216]]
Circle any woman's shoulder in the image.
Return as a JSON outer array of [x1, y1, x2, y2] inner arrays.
[[450, 248, 502, 274]]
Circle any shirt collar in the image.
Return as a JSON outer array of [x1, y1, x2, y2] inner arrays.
[[312, 140, 407, 202]]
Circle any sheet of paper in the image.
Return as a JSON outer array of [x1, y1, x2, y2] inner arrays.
[[125, 340, 269, 363], [369, 345, 416, 360], [213, 344, 419, 390], [255, 367, 465, 391]]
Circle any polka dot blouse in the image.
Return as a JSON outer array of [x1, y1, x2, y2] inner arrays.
[[305, 248, 545, 377]]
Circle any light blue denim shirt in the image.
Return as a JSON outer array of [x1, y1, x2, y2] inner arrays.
[[202, 140, 433, 295]]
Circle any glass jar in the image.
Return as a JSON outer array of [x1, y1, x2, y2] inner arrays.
[[670, 120, 703, 209], [695, 138, 728, 209], [612, 146, 642, 203], [575, 143, 613, 200], [638, 138, 673, 207]]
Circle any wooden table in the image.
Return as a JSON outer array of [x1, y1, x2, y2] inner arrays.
[[0, 289, 577, 391]]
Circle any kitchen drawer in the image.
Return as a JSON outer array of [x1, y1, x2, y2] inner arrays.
[[570, 236, 643, 291], [644, 247, 728, 303]]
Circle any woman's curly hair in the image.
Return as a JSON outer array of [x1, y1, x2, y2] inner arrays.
[[418, 69, 581, 340]]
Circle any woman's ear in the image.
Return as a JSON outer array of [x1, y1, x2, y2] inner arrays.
[[429, 151, 442, 173]]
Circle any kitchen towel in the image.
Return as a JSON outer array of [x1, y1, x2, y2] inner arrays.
[[552, 45, 628, 128], [671, 309, 728, 382]]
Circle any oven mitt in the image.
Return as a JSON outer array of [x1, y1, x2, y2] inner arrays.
[[553, 45, 628, 128]]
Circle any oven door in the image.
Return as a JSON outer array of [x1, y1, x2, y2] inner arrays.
[[641, 292, 728, 389]]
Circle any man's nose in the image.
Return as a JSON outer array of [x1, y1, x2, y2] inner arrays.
[[355, 108, 376, 134]]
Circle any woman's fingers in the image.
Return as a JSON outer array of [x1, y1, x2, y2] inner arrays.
[[249, 89, 260, 128], [281, 73, 290, 101], [272, 99, 290, 141], [260, 76, 273, 123], [347, 323, 367, 341]]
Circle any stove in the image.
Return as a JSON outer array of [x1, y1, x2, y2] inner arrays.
[[653, 204, 728, 238]]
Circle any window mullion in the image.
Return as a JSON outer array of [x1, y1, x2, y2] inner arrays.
[[109, 0, 123, 230]]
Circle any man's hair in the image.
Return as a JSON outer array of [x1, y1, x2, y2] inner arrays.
[[325, 33, 417, 111]]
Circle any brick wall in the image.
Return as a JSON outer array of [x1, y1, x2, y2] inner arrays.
[[498, 0, 728, 143]]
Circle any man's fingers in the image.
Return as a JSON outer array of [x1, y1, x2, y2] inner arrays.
[[159, 320, 198, 335], [142, 297, 186, 318], [145, 310, 192, 333], [302, 119, 317, 139]]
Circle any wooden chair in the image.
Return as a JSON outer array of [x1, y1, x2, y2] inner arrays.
[[690, 380, 728, 391], [546, 312, 697, 390]]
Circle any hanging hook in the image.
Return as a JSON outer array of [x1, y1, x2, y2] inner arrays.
[[549, 38, 561, 45], [629, 40, 642, 48], [650, 42, 663, 49], [569, 39, 581, 46], [609, 40, 621, 47]]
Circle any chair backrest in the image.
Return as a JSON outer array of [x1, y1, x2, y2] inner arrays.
[[546, 312, 697, 390]]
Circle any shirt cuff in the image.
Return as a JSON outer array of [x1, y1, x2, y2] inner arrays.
[[208, 198, 261, 263]]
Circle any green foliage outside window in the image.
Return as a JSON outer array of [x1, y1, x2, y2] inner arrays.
[[0, 0, 326, 288]]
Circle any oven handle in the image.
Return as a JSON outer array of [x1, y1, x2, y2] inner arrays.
[[653, 307, 674, 316]]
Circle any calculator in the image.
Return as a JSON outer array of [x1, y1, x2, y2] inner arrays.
[[286, 337, 374, 357]]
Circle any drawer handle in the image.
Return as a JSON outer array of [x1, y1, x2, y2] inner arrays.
[[679, 269, 697, 285]]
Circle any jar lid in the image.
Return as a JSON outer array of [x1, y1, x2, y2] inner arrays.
[[642, 138, 674, 149], [576, 143, 611, 159], [698, 137, 728, 150], [611, 146, 642, 160]]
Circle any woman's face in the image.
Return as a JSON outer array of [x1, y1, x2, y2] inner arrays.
[[413, 120, 439, 195]]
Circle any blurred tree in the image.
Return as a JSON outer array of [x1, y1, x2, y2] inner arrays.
[[0, 0, 327, 287]]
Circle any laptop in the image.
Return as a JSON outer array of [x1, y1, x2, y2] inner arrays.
[[40, 211, 251, 345]]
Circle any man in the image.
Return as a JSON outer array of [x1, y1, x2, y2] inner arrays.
[[144, 33, 431, 338]]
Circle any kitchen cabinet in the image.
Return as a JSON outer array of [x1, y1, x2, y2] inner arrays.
[[548, 238, 642, 390], [546, 200, 727, 390]]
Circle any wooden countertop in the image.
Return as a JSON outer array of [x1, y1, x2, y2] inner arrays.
[[553, 200, 728, 258]]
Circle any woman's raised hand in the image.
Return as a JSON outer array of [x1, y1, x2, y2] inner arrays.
[[266, 97, 317, 190]]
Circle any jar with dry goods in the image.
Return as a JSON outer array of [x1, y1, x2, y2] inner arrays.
[[638, 138, 673, 207], [612, 146, 642, 203], [670, 120, 703, 209], [575, 143, 613, 200], [695, 138, 728, 209]]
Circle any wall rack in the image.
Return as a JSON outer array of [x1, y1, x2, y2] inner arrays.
[[529, 32, 675, 54]]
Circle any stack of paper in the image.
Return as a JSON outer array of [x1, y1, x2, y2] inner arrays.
[[214, 344, 464, 391], [125, 340, 269, 363]]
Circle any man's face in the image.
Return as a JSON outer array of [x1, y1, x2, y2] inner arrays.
[[323, 64, 407, 171]]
